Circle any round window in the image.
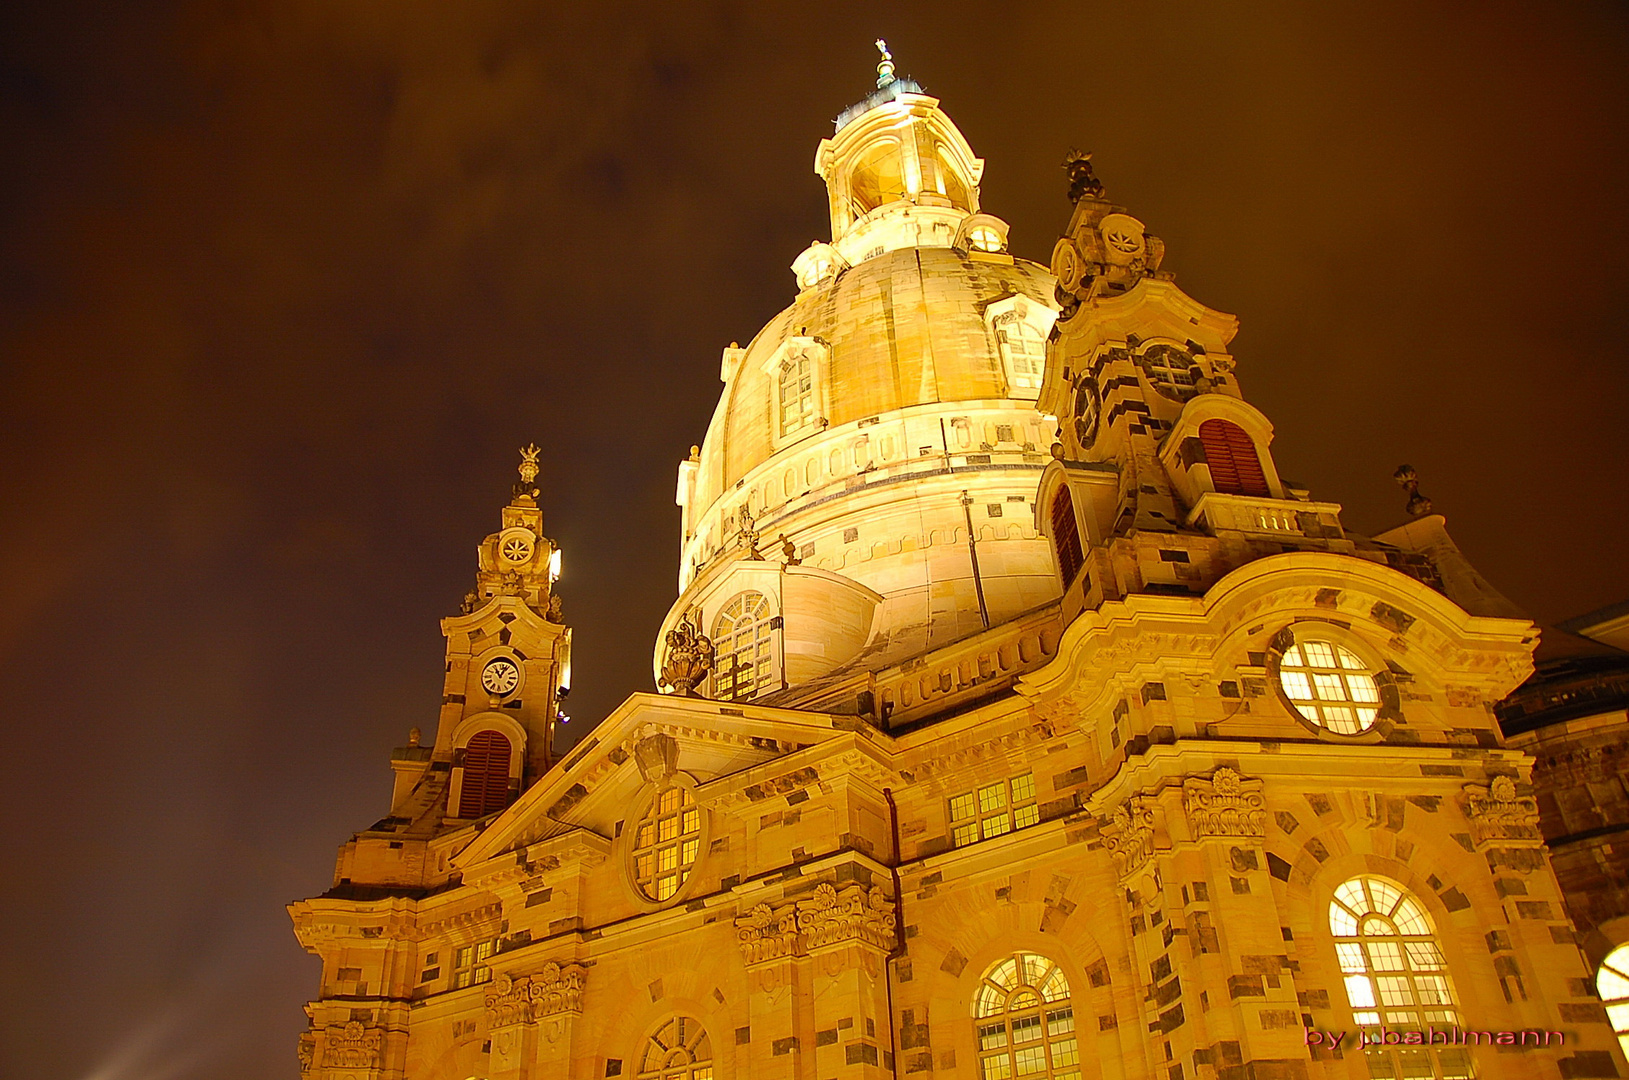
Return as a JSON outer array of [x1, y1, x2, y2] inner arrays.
[[1277, 638, 1382, 734], [631, 784, 703, 902]]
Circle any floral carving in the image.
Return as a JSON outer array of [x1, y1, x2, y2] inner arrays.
[[795, 883, 895, 953], [322, 1020, 383, 1069], [734, 884, 894, 964], [1463, 776, 1541, 846], [297, 1031, 314, 1074], [1102, 796, 1157, 879], [483, 963, 587, 1028], [734, 901, 799, 965], [1184, 767, 1267, 840]]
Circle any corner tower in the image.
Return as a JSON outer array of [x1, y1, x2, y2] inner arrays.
[[659, 45, 1062, 706]]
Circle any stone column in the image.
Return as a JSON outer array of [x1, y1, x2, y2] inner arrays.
[[796, 883, 896, 1080], [736, 900, 807, 1080]]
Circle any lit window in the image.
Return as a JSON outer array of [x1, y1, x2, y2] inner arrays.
[[1279, 639, 1381, 735], [632, 785, 703, 902], [973, 953, 1080, 1080], [849, 142, 908, 216], [967, 226, 1004, 253], [639, 1017, 713, 1080], [995, 312, 1045, 393], [778, 348, 817, 438], [712, 591, 774, 701], [1138, 344, 1199, 402], [452, 939, 495, 989], [456, 730, 512, 818], [1331, 877, 1471, 1079], [1596, 944, 1629, 1062], [950, 774, 1040, 847]]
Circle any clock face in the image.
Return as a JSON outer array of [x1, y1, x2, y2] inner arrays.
[[481, 658, 521, 696]]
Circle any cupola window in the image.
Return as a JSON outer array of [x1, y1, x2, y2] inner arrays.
[[1330, 876, 1470, 1079], [1198, 418, 1268, 496], [1050, 487, 1085, 587], [973, 953, 1081, 1080], [773, 342, 825, 442], [967, 225, 1004, 253], [638, 1017, 713, 1080], [456, 730, 512, 818], [995, 312, 1046, 393], [712, 590, 774, 700], [848, 140, 908, 216]]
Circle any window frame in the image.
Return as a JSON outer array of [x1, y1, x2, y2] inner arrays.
[[451, 937, 496, 990], [1328, 875, 1472, 1080], [762, 337, 830, 450], [949, 773, 1040, 848], [1596, 944, 1629, 1062], [1266, 623, 1397, 738], [971, 952, 1082, 1080], [638, 1016, 714, 1080], [625, 776, 709, 908], [711, 590, 776, 701]]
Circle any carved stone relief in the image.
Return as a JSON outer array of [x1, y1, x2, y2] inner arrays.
[[483, 962, 588, 1029], [1463, 776, 1541, 846], [1103, 795, 1158, 879], [733, 883, 895, 965], [321, 1020, 383, 1070], [1183, 767, 1267, 840]]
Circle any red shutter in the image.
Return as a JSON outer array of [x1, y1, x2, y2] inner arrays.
[[458, 730, 512, 818], [1199, 419, 1268, 497], [1051, 486, 1086, 586]]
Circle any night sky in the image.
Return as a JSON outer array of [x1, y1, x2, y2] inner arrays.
[[3, 3, 1626, 1077]]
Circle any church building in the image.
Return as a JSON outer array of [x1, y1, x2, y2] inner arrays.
[[291, 46, 1629, 1080]]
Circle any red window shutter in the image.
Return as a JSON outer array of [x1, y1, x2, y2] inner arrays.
[[458, 730, 512, 818], [1051, 486, 1086, 586], [1199, 419, 1268, 497]]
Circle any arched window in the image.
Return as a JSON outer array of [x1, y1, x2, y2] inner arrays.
[[1050, 487, 1085, 587], [1330, 876, 1471, 1080], [456, 730, 512, 818], [1598, 946, 1629, 1060], [631, 783, 702, 902], [995, 312, 1046, 393], [1278, 638, 1382, 735], [639, 1016, 712, 1080], [1198, 418, 1268, 497], [973, 953, 1080, 1080], [849, 141, 908, 216], [712, 591, 774, 700], [1137, 344, 1200, 402]]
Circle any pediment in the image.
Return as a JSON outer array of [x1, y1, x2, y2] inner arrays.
[[451, 692, 852, 868]]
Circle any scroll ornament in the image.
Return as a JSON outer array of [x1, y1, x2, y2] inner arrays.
[[322, 1020, 383, 1069], [1463, 776, 1541, 845], [1183, 767, 1267, 840], [484, 963, 588, 1028], [734, 884, 895, 964], [1103, 796, 1157, 878]]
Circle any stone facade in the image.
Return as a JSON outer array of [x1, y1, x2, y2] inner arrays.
[[293, 50, 1629, 1080]]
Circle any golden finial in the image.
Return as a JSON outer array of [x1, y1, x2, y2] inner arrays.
[[875, 39, 896, 87], [518, 443, 541, 485]]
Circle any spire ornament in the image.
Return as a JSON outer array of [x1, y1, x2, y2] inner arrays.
[[1393, 464, 1434, 518], [513, 443, 542, 501], [1062, 149, 1105, 203], [875, 39, 896, 87]]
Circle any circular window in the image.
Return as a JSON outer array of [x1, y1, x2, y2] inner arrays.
[[1137, 344, 1200, 402], [967, 226, 1004, 253], [1277, 638, 1382, 734], [632, 784, 702, 902]]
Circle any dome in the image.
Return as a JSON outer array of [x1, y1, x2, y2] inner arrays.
[[660, 80, 1064, 700], [691, 245, 1057, 521]]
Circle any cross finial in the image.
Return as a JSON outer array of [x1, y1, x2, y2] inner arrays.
[[875, 39, 896, 88], [518, 443, 541, 485]]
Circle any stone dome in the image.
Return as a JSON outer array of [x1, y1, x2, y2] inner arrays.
[[689, 245, 1057, 523]]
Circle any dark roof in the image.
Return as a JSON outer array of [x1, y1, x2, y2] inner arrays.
[[834, 76, 925, 132]]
